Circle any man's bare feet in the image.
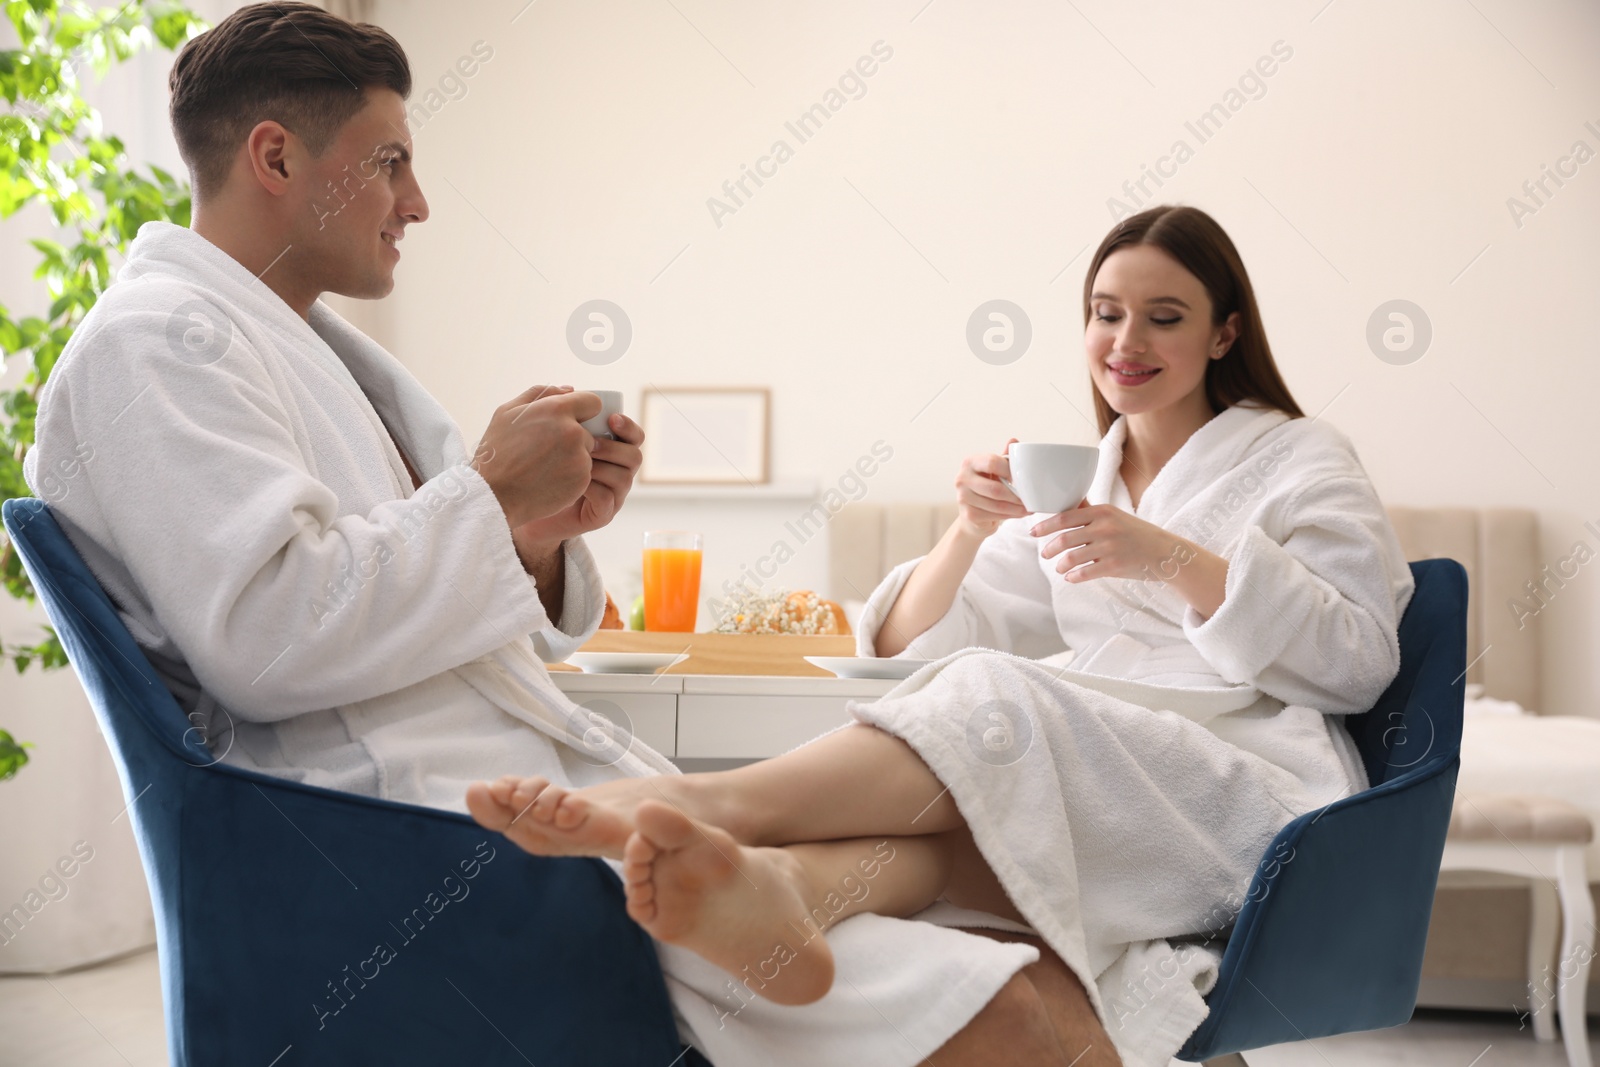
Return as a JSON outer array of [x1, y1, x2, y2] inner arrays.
[[621, 800, 836, 1006]]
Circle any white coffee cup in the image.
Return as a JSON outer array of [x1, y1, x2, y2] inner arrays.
[[1003, 442, 1099, 514], [579, 389, 623, 440]]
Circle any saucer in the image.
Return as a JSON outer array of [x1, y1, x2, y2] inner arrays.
[[803, 656, 932, 681], [566, 652, 687, 675]]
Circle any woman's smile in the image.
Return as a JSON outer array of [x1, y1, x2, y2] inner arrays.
[[1107, 360, 1161, 386]]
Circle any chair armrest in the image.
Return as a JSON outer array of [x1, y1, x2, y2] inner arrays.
[[160, 761, 684, 1066], [1179, 756, 1460, 1060]]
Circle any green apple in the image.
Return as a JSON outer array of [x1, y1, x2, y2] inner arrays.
[[629, 594, 646, 631]]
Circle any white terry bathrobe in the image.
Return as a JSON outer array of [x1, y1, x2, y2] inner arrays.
[[24, 223, 1042, 1066], [851, 401, 1417, 1064]]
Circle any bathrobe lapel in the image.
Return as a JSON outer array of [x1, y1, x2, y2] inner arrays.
[[1091, 403, 1290, 527], [1068, 404, 1296, 642], [133, 223, 423, 502], [308, 301, 467, 493]]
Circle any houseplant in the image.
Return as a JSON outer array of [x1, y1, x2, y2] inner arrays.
[[1, 0, 203, 776]]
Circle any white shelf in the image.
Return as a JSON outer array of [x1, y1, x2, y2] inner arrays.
[[628, 481, 817, 502]]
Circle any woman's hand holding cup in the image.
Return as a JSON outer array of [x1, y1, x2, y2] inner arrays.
[[954, 438, 1032, 540]]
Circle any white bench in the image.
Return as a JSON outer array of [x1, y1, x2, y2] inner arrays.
[[1442, 793, 1595, 1067]]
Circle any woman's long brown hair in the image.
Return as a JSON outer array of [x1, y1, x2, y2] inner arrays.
[[1082, 205, 1304, 436]]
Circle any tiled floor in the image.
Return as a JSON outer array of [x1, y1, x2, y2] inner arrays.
[[0, 949, 168, 1067], [0, 946, 1593, 1066], [1250, 1013, 1597, 1066]]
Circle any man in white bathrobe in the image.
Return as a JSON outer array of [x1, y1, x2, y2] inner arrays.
[[23, 4, 1114, 1065]]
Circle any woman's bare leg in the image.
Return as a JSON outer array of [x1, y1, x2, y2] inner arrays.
[[465, 723, 961, 859], [719, 722, 962, 846]]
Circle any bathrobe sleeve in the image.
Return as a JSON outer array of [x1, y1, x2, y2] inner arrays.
[[1181, 437, 1414, 714], [29, 301, 557, 722], [855, 516, 1068, 660], [528, 534, 606, 662]]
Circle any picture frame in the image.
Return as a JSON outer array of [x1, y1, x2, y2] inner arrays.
[[638, 386, 771, 485]]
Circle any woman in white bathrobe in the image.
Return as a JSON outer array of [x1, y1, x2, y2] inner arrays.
[[475, 204, 1415, 1067]]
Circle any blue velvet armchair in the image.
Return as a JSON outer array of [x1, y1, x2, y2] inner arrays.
[[4, 496, 704, 1066]]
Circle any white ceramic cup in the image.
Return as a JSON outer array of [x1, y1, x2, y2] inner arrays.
[[579, 389, 623, 440], [1003, 442, 1099, 514]]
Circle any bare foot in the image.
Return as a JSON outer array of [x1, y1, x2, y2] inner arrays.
[[464, 774, 634, 858], [621, 800, 835, 1006], [467, 772, 736, 861]]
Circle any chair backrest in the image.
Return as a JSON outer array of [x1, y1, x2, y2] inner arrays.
[[2, 498, 218, 769], [1178, 558, 1467, 1061], [1342, 560, 1467, 789], [3, 498, 688, 1066]]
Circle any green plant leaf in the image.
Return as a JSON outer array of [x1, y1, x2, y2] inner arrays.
[[1, 0, 204, 676], [0, 728, 32, 780]]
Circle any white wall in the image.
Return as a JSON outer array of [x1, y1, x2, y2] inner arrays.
[[4, 0, 1598, 718]]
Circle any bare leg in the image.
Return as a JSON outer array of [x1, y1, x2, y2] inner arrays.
[[925, 972, 1073, 1066], [622, 801, 1120, 1067], [938, 833, 1122, 1064], [719, 722, 961, 846], [467, 732, 1125, 1063], [961, 928, 1123, 1067], [620, 799, 952, 1004], [940, 823, 1028, 925], [475, 788, 1121, 1062], [465, 723, 960, 859]]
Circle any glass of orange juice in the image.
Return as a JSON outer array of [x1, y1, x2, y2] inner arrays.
[[642, 531, 702, 632]]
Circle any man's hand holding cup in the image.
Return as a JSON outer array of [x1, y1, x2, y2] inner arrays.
[[471, 386, 643, 562]]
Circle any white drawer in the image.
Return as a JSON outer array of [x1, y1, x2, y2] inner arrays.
[[676, 694, 859, 759], [563, 691, 678, 760]]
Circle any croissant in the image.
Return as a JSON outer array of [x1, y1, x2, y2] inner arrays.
[[714, 589, 851, 635], [600, 592, 624, 630], [783, 591, 851, 635]]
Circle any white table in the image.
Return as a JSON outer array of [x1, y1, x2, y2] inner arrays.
[[550, 672, 899, 763]]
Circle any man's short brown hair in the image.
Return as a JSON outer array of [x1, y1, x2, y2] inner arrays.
[[168, 2, 411, 198]]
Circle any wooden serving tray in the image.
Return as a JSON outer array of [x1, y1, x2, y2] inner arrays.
[[555, 630, 856, 676]]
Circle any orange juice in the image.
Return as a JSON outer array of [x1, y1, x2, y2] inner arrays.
[[642, 547, 702, 632]]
